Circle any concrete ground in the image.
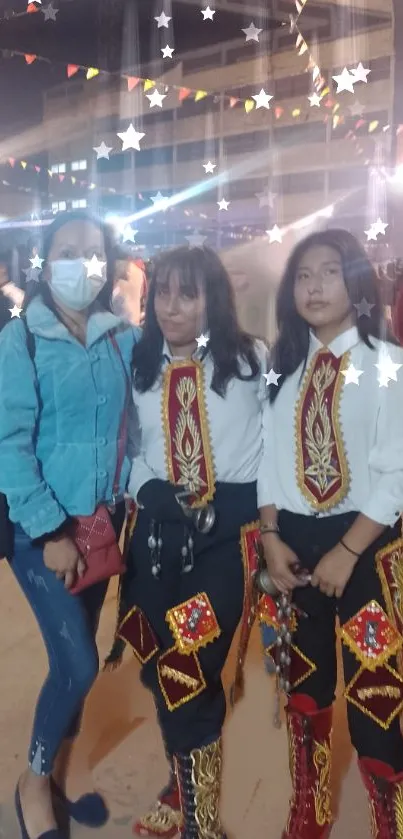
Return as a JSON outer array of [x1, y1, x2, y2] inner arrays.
[[0, 562, 371, 839]]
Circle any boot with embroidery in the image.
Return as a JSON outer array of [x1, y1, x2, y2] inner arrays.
[[359, 757, 403, 838], [133, 755, 182, 838], [174, 738, 227, 839], [282, 694, 333, 839]]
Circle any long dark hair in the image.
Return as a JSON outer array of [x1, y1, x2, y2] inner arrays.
[[133, 245, 260, 395], [270, 228, 391, 402], [22, 210, 116, 314]]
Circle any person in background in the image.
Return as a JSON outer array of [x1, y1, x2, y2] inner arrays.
[[0, 259, 15, 564], [0, 211, 141, 839], [116, 245, 267, 839], [258, 229, 403, 839]]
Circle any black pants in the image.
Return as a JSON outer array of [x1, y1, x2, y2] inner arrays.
[[279, 510, 403, 772], [124, 482, 257, 755]]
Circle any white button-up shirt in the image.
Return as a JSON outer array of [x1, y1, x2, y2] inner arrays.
[[128, 339, 268, 500], [257, 326, 403, 526]]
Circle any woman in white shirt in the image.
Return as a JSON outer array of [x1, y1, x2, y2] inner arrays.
[[116, 245, 267, 839], [258, 228, 403, 839]]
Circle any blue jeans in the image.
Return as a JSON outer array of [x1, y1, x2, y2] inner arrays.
[[9, 525, 111, 776]]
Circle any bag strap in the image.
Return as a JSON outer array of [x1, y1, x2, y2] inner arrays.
[[109, 332, 131, 499], [22, 317, 36, 363]]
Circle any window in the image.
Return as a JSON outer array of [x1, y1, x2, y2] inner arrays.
[[72, 198, 87, 209], [50, 162, 66, 174], [71, 160, 87, 171], [52, 201, 67, 213]]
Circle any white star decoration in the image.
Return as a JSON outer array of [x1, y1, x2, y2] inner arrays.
[[84, 255, 106, 278], [186, 232, 207, 248], [256, 189, 276, 208], [196, 333, 209, 348], [252, 89, 273, 109], [351, 62, 371, 83], [117, 124, 145, 151], [376, 352, 402, 388], [42, 3, 58, 21], [203, 161, 216, 174], [341, 363, 363, 385], [122, 226, 138, 243], [151, 192, 169, 211], [354, 298, 375, 318], [266, 224, 282, 244], [154, 11, 171, 27], [263, 369, 281, 386], [349, 100, 365, 117], [242, 22, 262, 42], [93, 141, 113, 160], [365, 218, 388, 241], [217, 198, 230, 210], [332, 67, 355, 94], [9, 305, 22, 318], [161, 45, 175, 58], [308, 93, 321, 107], [146, 89, 166, 108], [201, 6, 215, 20], [30, 255, 44, 269]]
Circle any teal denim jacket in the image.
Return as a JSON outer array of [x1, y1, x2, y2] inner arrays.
[[0, 296, 140, 538]]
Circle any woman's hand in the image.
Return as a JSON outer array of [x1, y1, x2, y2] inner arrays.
[[43, 535, 86, 590], [261, 532, 308, 594], [311, 543, 358, 598]]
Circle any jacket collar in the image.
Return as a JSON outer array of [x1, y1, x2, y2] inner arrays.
[[26, 295, 125, 347]]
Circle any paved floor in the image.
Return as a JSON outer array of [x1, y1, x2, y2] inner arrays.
[[0, 562, 371, 838]]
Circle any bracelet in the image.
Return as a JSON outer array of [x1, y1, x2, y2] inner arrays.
[[260, 523, 279, 535], [340, 538, 360, 558]]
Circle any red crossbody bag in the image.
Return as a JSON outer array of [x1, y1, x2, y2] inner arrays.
[[68, 333, 130, 595]]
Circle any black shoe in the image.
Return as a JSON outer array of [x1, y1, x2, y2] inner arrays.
[[15, 782, 63, 839], [50, 777, 109, 828]]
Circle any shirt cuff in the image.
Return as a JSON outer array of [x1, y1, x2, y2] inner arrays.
[[359, 497, 401, 528]]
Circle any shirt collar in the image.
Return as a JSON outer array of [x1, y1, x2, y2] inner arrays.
[[26, 295, 125, 347], [308, 325, 360, 359], [162, 338, 207, 363]]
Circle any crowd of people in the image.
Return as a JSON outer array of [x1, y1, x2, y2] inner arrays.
[[0, 209, 403, 839]]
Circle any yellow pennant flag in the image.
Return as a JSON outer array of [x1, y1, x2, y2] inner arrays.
[[86, 67, 99, 80], [144, 79, 156, 91], [21, 161, 28, 169], [244, 99, 255, 113], [368, 120, 379, 133], [195, 90, 208, 102], [71, 176, 76, 184], [292, 108, 301, 117]]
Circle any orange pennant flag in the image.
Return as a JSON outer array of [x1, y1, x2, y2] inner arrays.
[[127, 77, 140, 92], [229, 97, 238, 108], [26, 3, 39, 12], [59, 174, 65, 182], [179, 88, 191, 102], [274, 106, 284, 119], [8, 158, 15, 167], [34, 165, 41, 173], [67, 65, 80, 78], [25, 54, 37, 64], [86, 68, 100, 80]]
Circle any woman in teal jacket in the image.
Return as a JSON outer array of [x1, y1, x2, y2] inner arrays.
[[0, 211, 141, 839]]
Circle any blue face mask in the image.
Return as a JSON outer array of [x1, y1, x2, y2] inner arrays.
[[49, 259, 107, 311]]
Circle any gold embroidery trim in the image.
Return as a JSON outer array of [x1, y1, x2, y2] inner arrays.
[[166, 593, 221, 655], [291, 644, 317, 689], [157, 647, 207, 712], [137, 802, 182, 834], [393, 784, 403, 835], [117, 605, 158, 665], [162, 360, 215, 508], [191, 738, 223, 839], [376, 537, 403, 677], [338, 600, 403, 671], [313, 737, 333, 827], [344, 664, 403, 730], [295, 349, 351, 512]]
